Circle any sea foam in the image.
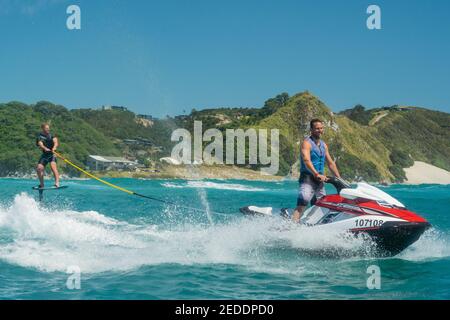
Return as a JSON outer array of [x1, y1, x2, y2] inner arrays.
[[0, 193, 446, 275]]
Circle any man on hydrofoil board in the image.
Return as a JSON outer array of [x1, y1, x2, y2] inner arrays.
[[36, 123, 60, 188], [292, 119, 341, 223]]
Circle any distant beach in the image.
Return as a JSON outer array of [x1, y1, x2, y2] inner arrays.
[[404, 161, 450, 185]]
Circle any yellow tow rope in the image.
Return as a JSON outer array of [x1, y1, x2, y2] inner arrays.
[[51, 151, 226, 217], [53, 151, 134, 195]]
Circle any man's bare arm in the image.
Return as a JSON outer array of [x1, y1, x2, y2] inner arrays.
[[325, 144, 341, 178], [52, 137, 59, 152], [38, 141, 51, 152]]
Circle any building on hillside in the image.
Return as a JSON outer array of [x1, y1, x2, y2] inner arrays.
[[123, 138, 154, 146], [111, 105, 128, 111], [136, 138, 153, 146], [87, 155, 138, 171], [101, 105, 128, 111], [137, 114, 153, 120], [123, 139, 139, 145]]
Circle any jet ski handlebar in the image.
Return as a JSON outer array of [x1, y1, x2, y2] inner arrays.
[[325, 176, 351, 193]]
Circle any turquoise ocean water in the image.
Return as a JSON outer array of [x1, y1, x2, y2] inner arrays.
[[0, 178, 448, 299]]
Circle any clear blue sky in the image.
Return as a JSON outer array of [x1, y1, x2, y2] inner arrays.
[[1, 0, 449, 117]]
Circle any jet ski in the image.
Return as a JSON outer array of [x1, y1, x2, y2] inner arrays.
[[240, 177, 431, 256]]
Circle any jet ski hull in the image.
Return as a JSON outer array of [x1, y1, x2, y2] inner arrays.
[[240, 178, 431, 257], [239, 205, 431, 257], [355, 221, 431, 256]]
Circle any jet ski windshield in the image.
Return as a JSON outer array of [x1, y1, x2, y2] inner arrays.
[[326, 177, 405, 208]]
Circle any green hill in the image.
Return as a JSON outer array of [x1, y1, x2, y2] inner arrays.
[[0, 93, 449, 182], [71, 108, 177, 155], [240, 92, 392, 181], [338, 104, 450, 181]]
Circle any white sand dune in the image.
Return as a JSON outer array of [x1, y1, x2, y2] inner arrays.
[[404, 161, 450, 184]]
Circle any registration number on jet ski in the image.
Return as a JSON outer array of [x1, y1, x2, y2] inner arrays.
[[354, 219, 384, 227]]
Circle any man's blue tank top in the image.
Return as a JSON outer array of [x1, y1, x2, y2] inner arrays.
[[300, 136, 326, 175]]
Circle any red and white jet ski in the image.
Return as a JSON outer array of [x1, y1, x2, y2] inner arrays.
[[240, 177, 431, 256]]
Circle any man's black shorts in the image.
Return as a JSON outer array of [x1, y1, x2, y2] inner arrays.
[[38, 153, 57, 166]]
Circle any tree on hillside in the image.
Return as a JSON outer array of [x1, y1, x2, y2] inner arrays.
[[260, 92, 289, 117]]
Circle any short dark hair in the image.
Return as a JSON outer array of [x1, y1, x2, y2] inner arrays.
[[310, 118, 323, 129]]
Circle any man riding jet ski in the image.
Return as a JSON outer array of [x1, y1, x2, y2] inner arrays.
[[240, 177, 431, 256]]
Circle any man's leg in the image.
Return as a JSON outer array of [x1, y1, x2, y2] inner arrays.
[[36, 163, 45, 187], [292, 205, 306, 223], [314, 181, 326, 202], [292, 178, 314, 223], [50, 161, 60, 187]]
